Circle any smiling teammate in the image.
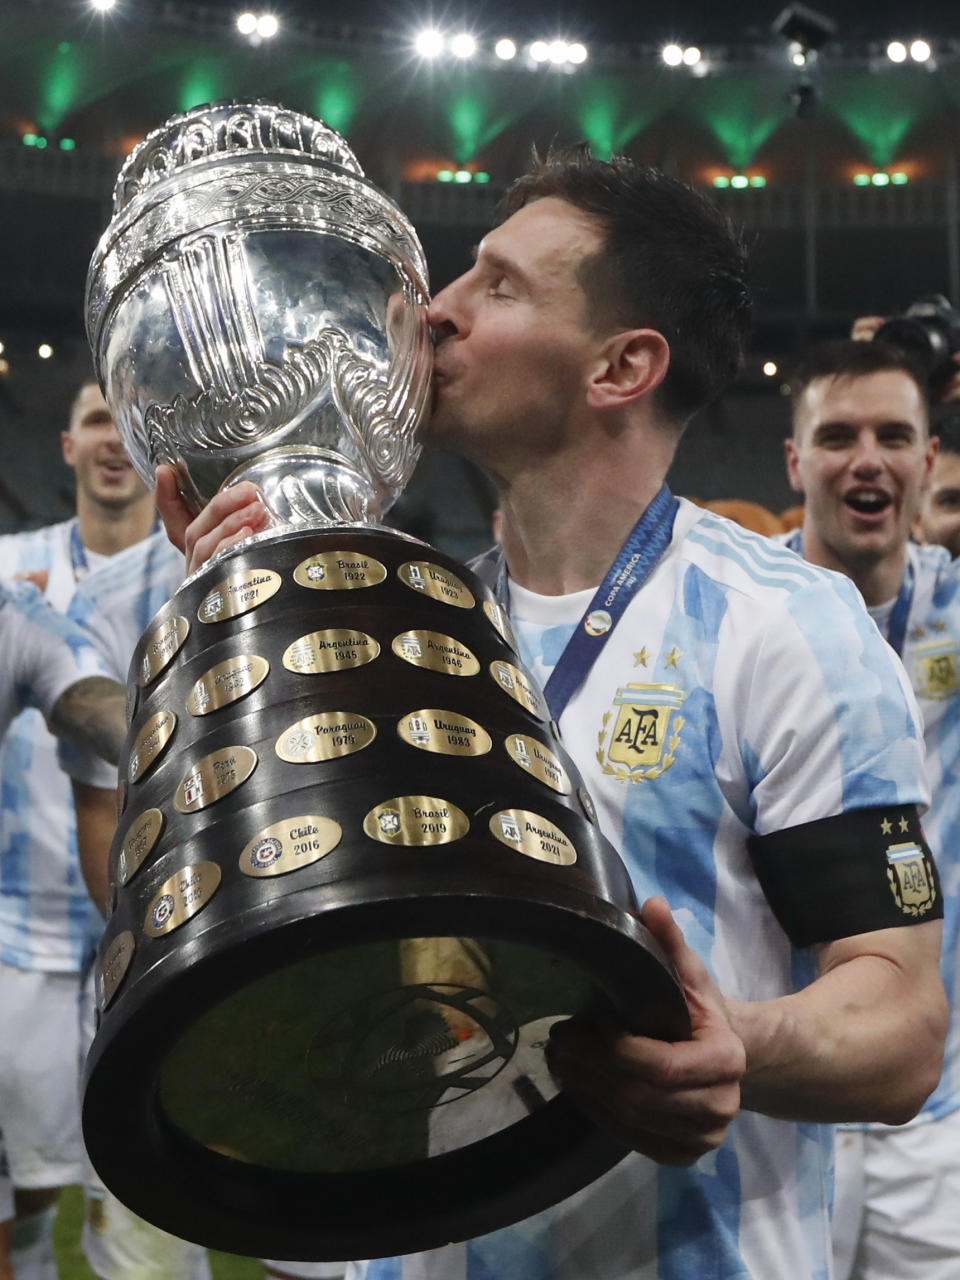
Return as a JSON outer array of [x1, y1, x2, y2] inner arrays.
[[785, 338, 960, 1278]]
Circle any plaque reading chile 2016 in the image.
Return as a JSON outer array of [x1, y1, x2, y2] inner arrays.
[[82, 101, 690, 1262]]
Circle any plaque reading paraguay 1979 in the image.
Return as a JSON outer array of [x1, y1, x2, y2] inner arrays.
[[83, 100, 690, 1265]]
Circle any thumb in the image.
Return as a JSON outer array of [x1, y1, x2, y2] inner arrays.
[[641, 897, 726, 1029]]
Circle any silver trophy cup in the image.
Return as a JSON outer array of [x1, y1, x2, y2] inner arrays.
[[83, 102, 689, 1262]]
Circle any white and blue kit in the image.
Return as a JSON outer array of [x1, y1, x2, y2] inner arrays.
[[351, 500, 932, 1280]]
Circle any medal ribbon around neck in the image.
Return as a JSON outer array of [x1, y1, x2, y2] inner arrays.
[[497, 484, 679, 722], [786, 529, 914, 658]]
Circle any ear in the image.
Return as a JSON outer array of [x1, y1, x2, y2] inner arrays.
[[585, 328, 670, 411], [61, 429, 74, 468], [921, 433, 939, 492], [784, 435, 804, 495]]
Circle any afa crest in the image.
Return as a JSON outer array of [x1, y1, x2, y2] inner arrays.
[[913, 637, 959, 701], [596, 683, 685, 782], [886, 842, 937, 918]]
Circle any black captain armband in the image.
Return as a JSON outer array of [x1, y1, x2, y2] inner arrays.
[[747, 805, 942, 948]]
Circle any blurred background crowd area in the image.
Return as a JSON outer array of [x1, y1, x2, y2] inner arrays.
[[5, 0, 960, 551]]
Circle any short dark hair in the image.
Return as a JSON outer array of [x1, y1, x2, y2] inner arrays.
[[500, 144, 751, 423], [932, 404, 960, 456], [789, 340, 930, 433]]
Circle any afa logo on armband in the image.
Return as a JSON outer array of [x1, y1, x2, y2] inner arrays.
[[886, 842, 938, 918], [596, 683, 685, 783]]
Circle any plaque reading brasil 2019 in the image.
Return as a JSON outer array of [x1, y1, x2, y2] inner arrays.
[[82, 101, 690, 1262]]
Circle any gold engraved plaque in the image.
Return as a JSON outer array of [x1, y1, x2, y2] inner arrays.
[[240, 815, 343, 878], [282, 629, 380, 675], [140, 615, 189, 686], [504, 734, 572, 794], [129, 710, 177, 783], [198, 569, 281, 623], [293, 552, 387, 590], [489, 660, 549, 719], [174, 746, 258, 814], [186, 654, 269, 716], [144, 862, 222, 938], [398, 561, 475, 609], [483, 599, 517, 650], [117, 808, 164, 886], [276, 713, 376, 763], [398, 709, 492, 757], [97, 931, 135, 1009], [363, 796, 469, 846], [392, 630, 480, 677], [489, 809, 577, 866]]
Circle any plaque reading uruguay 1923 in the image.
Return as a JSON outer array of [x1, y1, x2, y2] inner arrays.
[[83, 101, 690, 1265]]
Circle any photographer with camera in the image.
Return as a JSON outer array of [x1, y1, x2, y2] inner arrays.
[[852, 294, 960, 403]]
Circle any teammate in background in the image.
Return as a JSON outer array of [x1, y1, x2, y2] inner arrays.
[[784, 338, 960, 1278], [915, 409, 960, 557], [0, 379, 154, 1280], [158, 147, 947, 1280], [0, 580, 125, 1280]]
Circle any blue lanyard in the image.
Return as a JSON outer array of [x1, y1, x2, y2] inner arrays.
[[497, 485, 679, 722], [787, 529, 914, 658], [69, 520, 90, 582]]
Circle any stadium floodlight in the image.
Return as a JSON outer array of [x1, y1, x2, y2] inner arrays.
[[789, 43, 807, 66], [38, 344, 54, 360], [90, 0, 116, 10], [236, 12, 258, 34], [731, 174, 749, 188], [886, 40, 907, 62], [871, 172, 890, 185], [530, 41, 550, 62], [910, 39, 931, 62], [763, 361, 778, 376], [662, 44, 684, 66], [495, 38, 517, 60], [567, 42, 588, 64], [548, 40, 569, 63], [450, 33, 476, 58], [414, 28, 445, 58], [256, 14, 279, 38], [682, 46, 701, 65]]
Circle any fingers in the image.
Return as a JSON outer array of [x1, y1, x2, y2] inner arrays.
[[155, 464, 194, 554], [850, 315, 885, 342], [182, 482, 272, 576], [13, 570, 49, 594]]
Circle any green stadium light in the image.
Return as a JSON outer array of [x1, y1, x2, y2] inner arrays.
[[853, 173, 871, 185], [871, 171, 890, 186], [891, 171, 909, 184], [731, 174, 749, 189], [437, 170, 454, 182], [454, 169, 472, 184], [59, 138, 76, 151], [474, 172, 490, 183], [750, 175, 767, 187], [713, 176, 730, 188], [22, 134, 38, 146], [35, 137, 48, 149]]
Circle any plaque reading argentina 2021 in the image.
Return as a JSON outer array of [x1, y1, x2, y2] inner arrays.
[[82, 101, 690, 1262]]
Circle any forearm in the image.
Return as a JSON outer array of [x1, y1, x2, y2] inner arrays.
[[48, 676, 126, 765], [72, 781, 119, 917], [728, 921, 946, 1125]]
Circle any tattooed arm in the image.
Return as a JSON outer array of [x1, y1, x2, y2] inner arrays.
[[47, 676, 126, 765]]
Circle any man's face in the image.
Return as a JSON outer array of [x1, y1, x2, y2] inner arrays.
[[916, 449, 960, 558], [426, 197, 607, 464], [61, 384, 147, 510], [786, 370, 936, 571]]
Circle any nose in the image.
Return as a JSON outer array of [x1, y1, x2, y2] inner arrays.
[[427, 276, 467, 344], [851, 431, 884, 476]]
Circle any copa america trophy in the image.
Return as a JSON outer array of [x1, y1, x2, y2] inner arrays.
[[82, 102, 690, 1261]]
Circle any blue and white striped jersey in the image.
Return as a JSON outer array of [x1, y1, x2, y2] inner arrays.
[[0, 521, 106, 971], [351, 501, 930, 1280], [59, 530, 184, 790]]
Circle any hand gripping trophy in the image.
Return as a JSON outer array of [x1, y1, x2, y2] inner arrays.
[[83, 102, 689, 1262]]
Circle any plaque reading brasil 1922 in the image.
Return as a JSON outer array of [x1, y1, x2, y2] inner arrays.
[[81, 101, 690, 1262]]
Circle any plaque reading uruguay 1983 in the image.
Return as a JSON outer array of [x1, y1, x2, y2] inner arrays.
[[186, 654, 269, 716], [282, 629, 380, 675], [140, 615, 190, 686], [397, 709, 492, 757], [391, 630, 480, 676], [398, 561, 475, 608], [240, 816, 343, 878], [275, 712, 377, 763], [174, 746, 258, 814], [363, 795, 470, 845], [129, 710, 177, 783], [197, 569, 281, 623], [293, 551, 387, 590]]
